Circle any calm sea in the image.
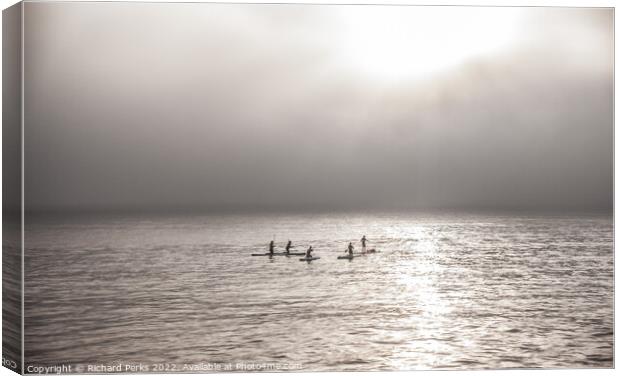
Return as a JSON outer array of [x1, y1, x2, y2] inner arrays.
[[23, 212, 613, 371]]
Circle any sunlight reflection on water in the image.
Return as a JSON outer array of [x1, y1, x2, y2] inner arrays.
[[24, 212, 613, 371]]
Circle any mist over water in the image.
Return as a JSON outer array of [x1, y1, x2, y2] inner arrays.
[[23, 3, 612, 213], [24, 212, 612, 370]]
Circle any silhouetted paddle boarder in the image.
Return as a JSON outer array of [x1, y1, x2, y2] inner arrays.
[[285, 240, 293, 255]]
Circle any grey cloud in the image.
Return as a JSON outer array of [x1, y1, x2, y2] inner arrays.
[[23, 3, 613, 213]]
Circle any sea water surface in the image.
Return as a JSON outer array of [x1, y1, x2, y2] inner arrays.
[[24, 212, 613, 371]]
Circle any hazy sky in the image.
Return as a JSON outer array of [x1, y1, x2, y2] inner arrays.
[[23, 3, 613, 212]]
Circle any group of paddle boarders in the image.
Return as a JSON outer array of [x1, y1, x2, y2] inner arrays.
[[267, 235, 370, 258], [345, 235, 368, 256], [267, 240, 296, 255]]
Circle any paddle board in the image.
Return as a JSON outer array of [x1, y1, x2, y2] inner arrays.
[[299, 257, 320, 261], [337, 254, 362, 259], [251, 252, 305, 256]]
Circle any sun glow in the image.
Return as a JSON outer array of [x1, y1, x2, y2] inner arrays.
[[335, 6, 520, 82]]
